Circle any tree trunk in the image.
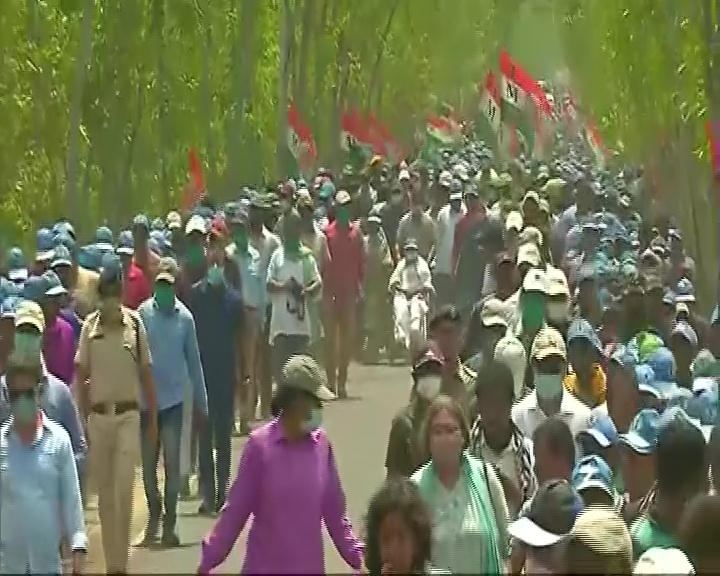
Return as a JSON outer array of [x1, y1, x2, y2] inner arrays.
[[276, 0, 294, 176], [294, 0, 315, 116], [365, 0, 401, 112]]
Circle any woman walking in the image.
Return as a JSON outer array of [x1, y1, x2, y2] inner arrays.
[[198, 354, 363, 574]]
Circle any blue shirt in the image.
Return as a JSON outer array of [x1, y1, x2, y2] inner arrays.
[[137, 297, 208, 414], [0, 415, 87, 574], [187, 279, 243, 394], [0, 371, 87, 466], [229, 244, 264, 309]]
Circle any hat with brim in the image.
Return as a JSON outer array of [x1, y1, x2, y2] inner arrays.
[[94, 242, 114, 253], [281, 354, 336, 402], [116, 245, 134, 256], [576, 478, 614, 499], [45, 284, 67, 297], [367, 215, 381, 224], [35, 250, 54, 262], [51, 255, 73, 268], [638, 383, 662, 399], [508, 516, 565, 548], [579, 427, 612, 448], [8, 268, 28, 282], [619, 431, 652, 454]]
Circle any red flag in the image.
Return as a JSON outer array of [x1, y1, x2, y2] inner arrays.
[[287, 101, 317, 172], [707, 121, 720, 173], [183, 148, 206, 210]]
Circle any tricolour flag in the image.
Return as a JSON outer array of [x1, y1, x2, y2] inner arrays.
[[426, 115, 457, 146], [584, 121, 606, 169], [480, 71, 502, 133], [287, 101, 317, 173]]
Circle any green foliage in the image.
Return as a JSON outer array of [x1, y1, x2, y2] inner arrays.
[[0, 0, 522, 245]]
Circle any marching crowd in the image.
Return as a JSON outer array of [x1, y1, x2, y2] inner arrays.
[[1, 130, 720, 575]]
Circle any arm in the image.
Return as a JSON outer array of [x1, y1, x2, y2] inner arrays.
[[58, 433, 88, 553], [484, 462, 510, 559], [73, 319, 92, 422], [304, 255, 322, 298], [388, 260, 403, 293], [451, 219, 462, 277], [135, 313, 158, 419], [322, 440, 364, 570], [183, 313, 209, 415], [199, 435, 262, 572], [265, 250, 287, 293], [56, 383, 88, 466]]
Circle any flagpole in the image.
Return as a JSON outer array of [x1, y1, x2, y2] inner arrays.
[[708, 0, 720, 306]]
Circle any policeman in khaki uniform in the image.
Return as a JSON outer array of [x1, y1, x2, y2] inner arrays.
[[74, 254, 158, 574]]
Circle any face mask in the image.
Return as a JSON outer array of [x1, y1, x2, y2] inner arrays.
[[391, 193, 403, 205], [14, 333, 42, 358], [302, 407, 322, 433], [336, 206, 351, 226], [405, 251, 418, 263], [546, 302, 569, 323], [207, 264, 224, 286], [234, 229, 248, 251], [186, 243, 205, 266], [534, 371, 563, 400], [11, 393, 38, 424], [154, 283, 175, 310], [521, 294, 546, 331], [415, 375, 441, 400]]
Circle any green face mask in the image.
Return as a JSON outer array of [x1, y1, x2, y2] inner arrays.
[[520, 292, 546, 331], [154, 283, 175, 310], [234, 229, 248, 251], [336, 205, 351, 226], [186, 244, 204, 266]]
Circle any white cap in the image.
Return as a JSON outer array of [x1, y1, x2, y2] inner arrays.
[[494, 335, 527, 400], [185, 214, 207, 236], [517, 243, 542, 267], [634, 548, 694, 575], [505, 210, 523, 232], [545, 266, 570, 297], [438, 170, 453, 188], [398, 168, 410, 181], [453, 163, 469, 182], [480, 298, 508, 328]]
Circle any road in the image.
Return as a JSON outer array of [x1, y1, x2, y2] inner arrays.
[[113, 364, 410, 574]]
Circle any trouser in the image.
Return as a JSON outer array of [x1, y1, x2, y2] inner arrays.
[[392, 293, 428, 350], [363, 283, 392, 355], [240, 306, 261, 422], [256, 306, 273, 417], [140, 403, 183, 533], [433, 272, 453, 307], [323, 296, 355, 390], [87, 410, 140, 573], [179, 381, 194, 477], [272, 334, 310, 383], [198, 388, 234, 507]]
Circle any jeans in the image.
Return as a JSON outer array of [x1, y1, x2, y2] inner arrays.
[[140, 402, 183, 532], [198, 388, 234, 507], [272, 334, 310, 384]]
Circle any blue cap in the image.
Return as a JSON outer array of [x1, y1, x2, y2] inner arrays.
[[54, 232, 76, 253], [634, 363, 665, 398], [99, 253, 123, 285], [22, 275, 48, 303], [567, 318, 603, 354], [658, 405, 702, 433], [52, 220, 75, 239], [35, 228, 55, 261], [50, 245, 73, 269], [94, 226, 114, 251], [578, 411, 618, 448], [6, 247, 28, 282], [619, 408, 661, 454], [77, 245, 102, 272], [647, 347, 676, 384], [571, 454, 615, 499], [42, 270, 67, 297], [132, 214, 150, 230], [1, 296, 20, 319], [687, 377, 718, 425], [675, 278, 695, 303], [115, 230, 134, 256]]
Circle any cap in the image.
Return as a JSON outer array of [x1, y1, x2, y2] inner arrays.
[[505, 210, 524, 232], [35, 228, 55, 262], [522, 190, 541, 206], [517, 243, 541, 267], [634, 547, 695, 575], [94, 226, 114, 251], [155, 257, 179, 284], [296, 189, 314, 209], [52, 220, 76, 240], [43, 270, 67, 297], [281, 354, 336, 402], [335, 189, 352, 205], [21, 276, 46, 303], [507, 479, 581, 547], [635, 364, 661, 398], [522, 268, 548, 293], [185, 214, 207, 236], [531, 327, 567, 361], [403, 238, 419, 251], [480, 298, 508, 328], [398, 168, 410, 181], [675, 278, 696, 303], [115, 230, 134, 256], [572, 454, 616, 500], [671, 321, 698, 348], [99, 253, 123, 286], [570, 507, 632, 572], [545, 266, 569, 297], [619, 408, 661, 454], [7, 247, 28, 282], [166, 211, 182, 230], [438, 170, 453, 188], [494, 335, 527, 400], [15, 300, 45, 333], [579, 411, 619, 448], [646, 346, 676, 384], [567, 318, 603, 354], [132, 214, 150, 230], [50, 244, 73, 269]]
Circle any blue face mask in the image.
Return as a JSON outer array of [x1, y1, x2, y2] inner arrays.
[[302, 407, 322, 433], [207, 264, 224, 286], [14, 332, 42, 358]]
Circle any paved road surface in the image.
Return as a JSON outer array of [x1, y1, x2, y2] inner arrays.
[[119, 364, 410, 574]]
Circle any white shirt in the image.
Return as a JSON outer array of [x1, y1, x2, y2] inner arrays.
[[434, 203, 466, 274], [388, 256, 433, 294], [266, 247, 320, 342], [511, 389, 592, 441]]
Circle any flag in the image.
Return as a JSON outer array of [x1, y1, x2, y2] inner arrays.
[[340, 109, 372, 166], [584, 121, 606, 169], [182, 148, 205, 210], [287, 101, 317, 173], [366, 113, 388, 157], [426, 115, 457, 147], [707, 121, 720, 173], [479, 71, 502, 133]]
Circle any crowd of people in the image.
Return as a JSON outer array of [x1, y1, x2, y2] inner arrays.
[[0, 128, 719, 575]]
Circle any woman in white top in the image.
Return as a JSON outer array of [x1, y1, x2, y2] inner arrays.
[[388, 239, 434, 351], [411, 395, 509, 575]]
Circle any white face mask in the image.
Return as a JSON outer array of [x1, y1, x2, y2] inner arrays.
[[415, 375, 442, 401], [546, 301, 569, 323], [534, 370, 563, 400]]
